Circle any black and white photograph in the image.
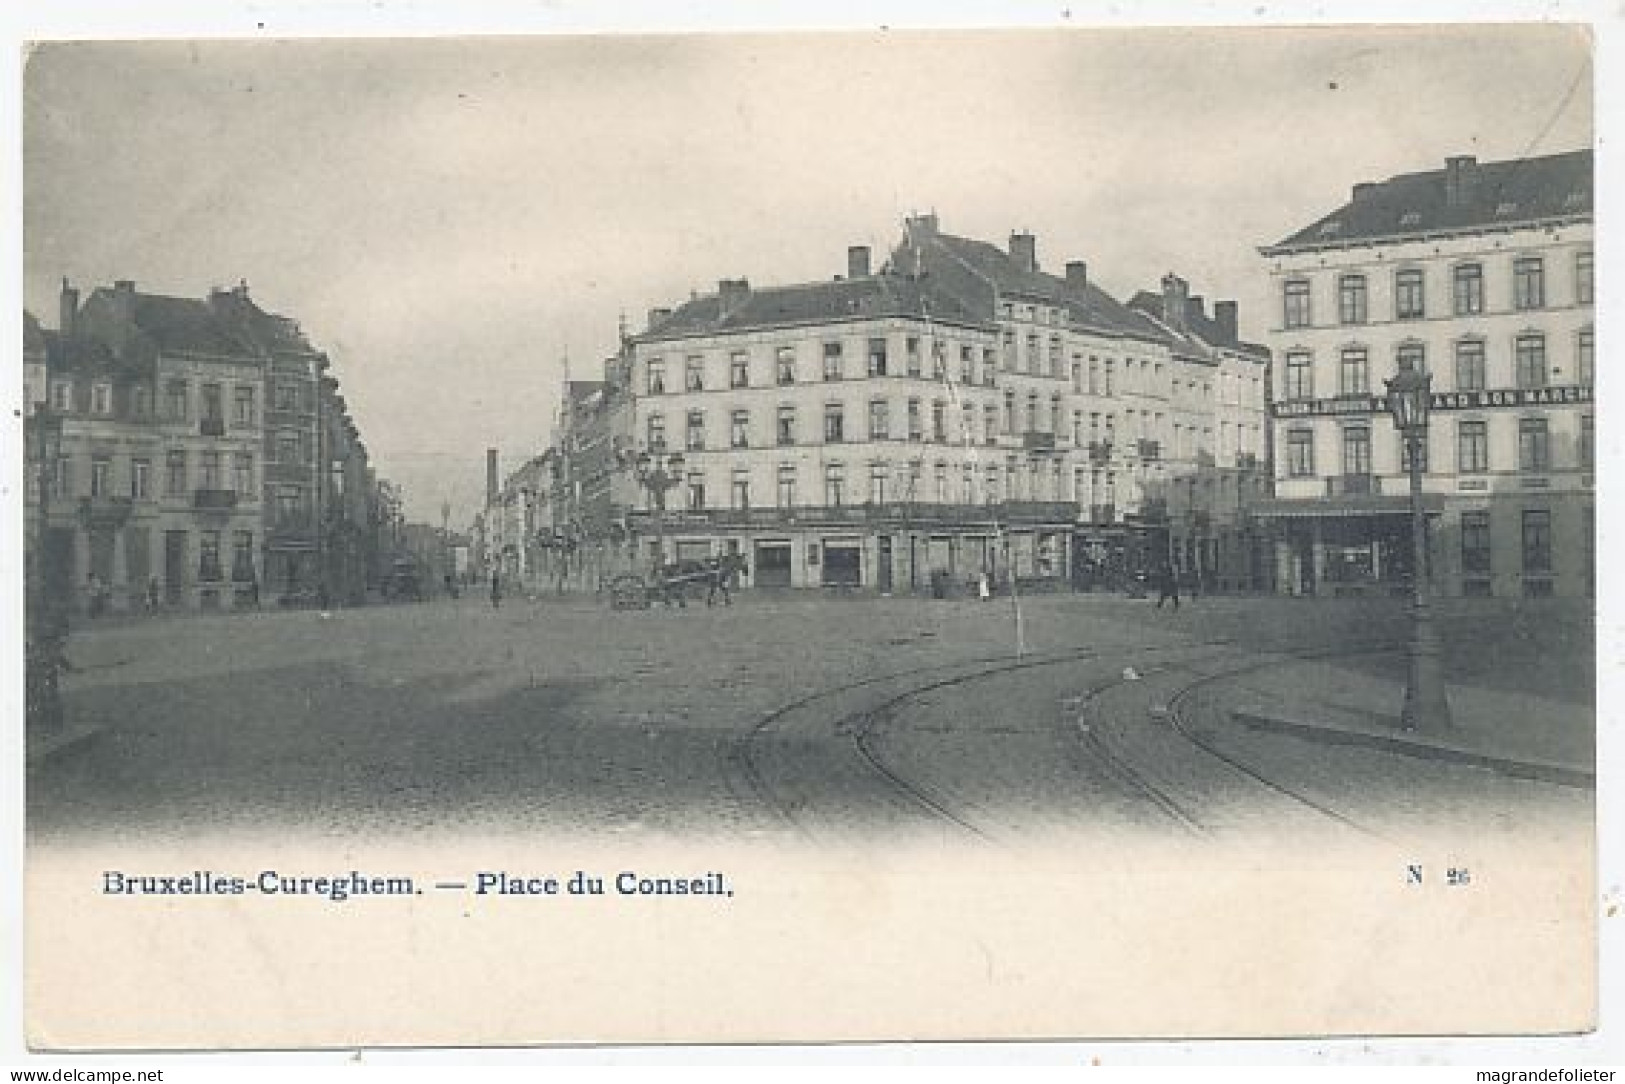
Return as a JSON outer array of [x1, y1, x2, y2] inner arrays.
[[9, 9, 1615, 1060]]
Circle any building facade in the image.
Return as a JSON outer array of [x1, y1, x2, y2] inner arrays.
[[24, 278, 384, 614], [1255, 150, 1593, 599], [611, 218, 1271, 592]]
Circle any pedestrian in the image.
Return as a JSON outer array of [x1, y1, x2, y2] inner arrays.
[[978, 571, 992, 602], [490, 569, 502, 609], [1156, 563, 1181, 611], [249, 573, 261, 608], [86, 573, 106, 618], [146, 576, 161, 614]]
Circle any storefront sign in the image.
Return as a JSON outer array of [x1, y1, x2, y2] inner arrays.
[[1272, 385, 1592, 418]]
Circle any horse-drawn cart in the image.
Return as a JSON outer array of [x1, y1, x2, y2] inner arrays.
[[606, 556, 743, 611]]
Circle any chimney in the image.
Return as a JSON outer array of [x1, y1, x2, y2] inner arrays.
[[1064, 261, 1089, 292], [1213, 301, 1239, 345], [1444, 155, 1480, 209], [59, 277, 78, 335], [1186, 294, 1207, 326], [1008, 231, 1037, 273], [234, 278, 250, 299], [718, 278, 750, 317], [1351, 181, 1379, 202], [647, 307, 671, 331], [486, 449, 499, 509], [1160, 273, 1189, 330], [847, 245, 872, 280], [906, 212, 939, 239]]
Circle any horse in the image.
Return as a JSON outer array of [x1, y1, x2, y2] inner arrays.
[[652, 554, 746, 608]]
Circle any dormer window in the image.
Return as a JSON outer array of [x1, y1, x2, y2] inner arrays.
[[50, 380, 72, 412], [1317, 220, 1342, 237], [1564, 191, 1586, 209], [1399, 211, 1422, 227], [91, 382, 112, 416], [1495, 201, 1519, 217]]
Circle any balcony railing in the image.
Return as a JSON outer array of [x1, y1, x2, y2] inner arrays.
[[76, 495, 134, 526], [1088, 441, 1114, 465], [1326, 474, 1380, 497], [200, 416, 226, 437], [1089, 504, 1117, 525], [193, 488, 240, 510], [1137, 439, 1161, 461], [627, 500, 1082, 530]]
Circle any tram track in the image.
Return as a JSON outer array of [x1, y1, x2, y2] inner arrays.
[[735, 631, 1413, 847]]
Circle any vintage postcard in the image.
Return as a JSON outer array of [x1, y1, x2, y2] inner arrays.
[[16, 21, 1602, 1051]]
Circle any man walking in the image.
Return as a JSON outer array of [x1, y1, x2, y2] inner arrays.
[[1156, 562, 1181, 611], [490, 569, 502, 609]]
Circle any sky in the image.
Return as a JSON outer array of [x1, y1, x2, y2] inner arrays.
[[20, 22, 1594, 525]]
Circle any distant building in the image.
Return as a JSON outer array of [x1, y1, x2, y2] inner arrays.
[[1256, 150, 1593, 598]]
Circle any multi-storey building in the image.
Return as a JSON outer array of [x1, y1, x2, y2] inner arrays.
[[615, 219, 1271, 591], [34, 279, 266, 612], [1255, 150, 1593, 598], [24, 278, 384, 614]]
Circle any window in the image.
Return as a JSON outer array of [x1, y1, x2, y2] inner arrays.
[[985, 464, 1000, 503], [1521, 510, 1552, 574], [131, 458, 150, 500], [1453, 263, 1484, 315], [1515, 334, 1547, 388], [729, 351, 750, 389], [1049, 337, 1063, 377], [776, 346, 796, 385], [233, 453, 253, 495], [868, 463, 890, 504], [1286, 430, 1315, 477], [647, 413, 666, 451], [199, 531, 223, 582], [1051, 396, 1063, 434], [1577, 330, 1594, 385], [1283, 279, 1312, 328], [54, 455, 71, 497], [824, 463, 845, 506], [51, 380, 73, 412], [1088, 357, 1100, 395], [868, 399, 890, 441], [91, 383, 112, 415], [200, 383, 224, 425], [1396, 342, 1426, 375], [200, 451, 222, 490], [731, 468, 751, 510], [961, 345, 975, 384], [684, 356, 704, 392], [277, 430, 300, 464], [1457, 420, 1489, 474], [776, 406, 796, 446], [232, 531, 255, 582], [90, 455, 111, 498], [824, 403, 845, 443], [233, 386, 256, 426], [1461, 512, 1491, 575], [1338, 274, 1368, 324], [776, 465, 796, 508], [730, 409, 750, 449], [905, 337, 921, 377], [867, 338, 889, 377], [1581, 415, 1594, 471], [686, 472, 706, 511], [982, 349, 997, 386], [275, 486, 302, 523], [132, 386, 151, 418], [166, 380, 189, 421], [1455, 339, 1486, 392], [1001, 331, 1016, 371], [931, 401, 946, 442], [1576, 250, 1594, 305], [984, 406, 997, 445], [166, 451, 187, 495], [822, 343, 843, 381], [274, 379, 298, 412], [1338, 347, 1369, 396], [1513, 257, 1545, 310], [1103, 359, 1115, 396], [1395, 269, 1425, 320], [1518, 417, 1550, 472], [906, 399, 922, 441], [685, 410, 706, 451], [1341, 427, 1371, 476], [1284, 351, 1313, 399], [1026, 392, 1040, 433]]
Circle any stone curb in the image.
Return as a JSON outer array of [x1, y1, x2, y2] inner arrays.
[[25, 725, 106, 773], [1229, 708, 1594, 789]]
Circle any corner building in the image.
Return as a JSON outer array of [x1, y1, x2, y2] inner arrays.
[[1256, 150, 1593, 598]]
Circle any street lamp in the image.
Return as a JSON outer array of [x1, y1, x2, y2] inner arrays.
[[1384, 366, 1452, 734], [630, 447, 685, 573]]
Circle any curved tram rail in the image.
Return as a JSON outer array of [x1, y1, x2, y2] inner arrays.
[[734, 636, 1407, 846]]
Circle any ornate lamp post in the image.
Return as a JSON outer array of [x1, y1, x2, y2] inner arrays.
[[1384, 367, 1452, 734], [630, 448, 685, 574]]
